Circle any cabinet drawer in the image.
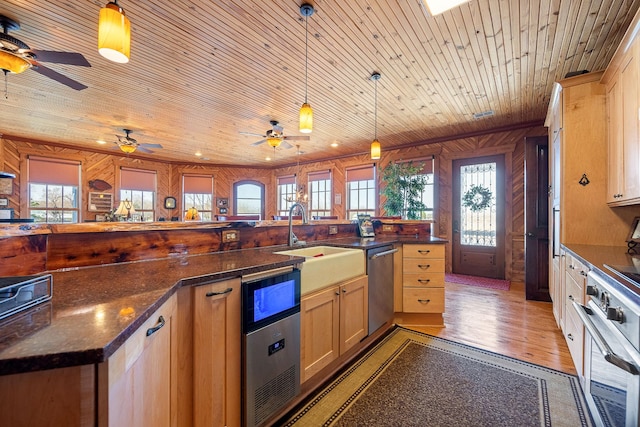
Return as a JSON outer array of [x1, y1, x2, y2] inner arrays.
[[402, 288, 444, 313], [564, 305, 584, 376], [403, 273, 444, 288], [403, 258, 445, 274], [403, 244, 445, 259], [565, 255, 588, 286], [565, 271, 584, 306]]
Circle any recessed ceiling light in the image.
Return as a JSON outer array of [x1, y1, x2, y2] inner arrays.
[[195, 151, 202, 157], [331, 142, 338, 147], [96, 140, 107, 145], [265, 156, 271, 161], [420, 0, 469, 16]]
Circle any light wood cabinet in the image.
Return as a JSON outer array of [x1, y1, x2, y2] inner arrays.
[[192, 278, 241, 427], [98, 293, 178, 427], [603, 32, 640, 205], [300, 275, 368, 383], [562, 253, 588, 377], [401, 244, 445, 314]]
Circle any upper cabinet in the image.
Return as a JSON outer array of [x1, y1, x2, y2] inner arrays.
[[602, 12, 640, 206]]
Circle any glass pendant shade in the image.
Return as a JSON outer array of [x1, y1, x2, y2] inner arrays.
[[370, 139, 381, 160], [118, 144, 136, 154], [0, 51, 31, 74], [98, 2, 131, 64], [299, 102, 313, 134], [267, 137, 282, 148]]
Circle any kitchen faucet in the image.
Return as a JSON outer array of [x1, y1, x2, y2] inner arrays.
[[288, 202, 308, 246]]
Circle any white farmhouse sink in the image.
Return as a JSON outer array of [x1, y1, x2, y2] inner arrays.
[[275, 246, 365, 294]]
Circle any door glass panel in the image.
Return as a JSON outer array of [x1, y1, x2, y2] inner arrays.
[[460, 162, 496, 246]]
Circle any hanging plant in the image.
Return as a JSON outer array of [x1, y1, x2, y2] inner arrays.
[[462, 185, 492, 212]]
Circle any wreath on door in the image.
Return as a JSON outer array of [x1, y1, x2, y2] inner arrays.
[[462, 185, 493, 212]]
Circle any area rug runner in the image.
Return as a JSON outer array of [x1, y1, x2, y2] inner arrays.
[[445, 272, 511, 290], [281, 327, 592, 426]]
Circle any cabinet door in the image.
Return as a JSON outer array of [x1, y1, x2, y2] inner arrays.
[[300, 286, 340, 383], [101, 294, 177, 427], [193, 278, 241, 427], [339, 275, 368, 355], [621, 46, 640, 202], [606, 75, 624, 203]]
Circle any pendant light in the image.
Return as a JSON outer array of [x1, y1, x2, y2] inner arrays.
[[299, 4, 314, 134], [370, 72, 381, 160], [98, 1, 131, 63]]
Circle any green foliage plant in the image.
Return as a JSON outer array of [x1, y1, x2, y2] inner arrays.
[[380, 161, 427, 219]]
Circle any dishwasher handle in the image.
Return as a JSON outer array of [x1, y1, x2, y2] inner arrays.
[[370, 248, 399, 259]]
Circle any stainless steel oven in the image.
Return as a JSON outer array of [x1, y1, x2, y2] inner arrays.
[[573, 271, 640, 427]]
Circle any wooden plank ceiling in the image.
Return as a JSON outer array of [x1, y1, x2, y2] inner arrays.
[[1, 0, 638, 167]]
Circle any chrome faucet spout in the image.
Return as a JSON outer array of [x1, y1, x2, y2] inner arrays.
[[288, 202, 308, 246]]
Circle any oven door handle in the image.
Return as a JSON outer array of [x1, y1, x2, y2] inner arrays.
[[572, 301, 640, 375]]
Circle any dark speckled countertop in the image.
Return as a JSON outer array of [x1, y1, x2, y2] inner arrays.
[[0, 236, 446, 376]]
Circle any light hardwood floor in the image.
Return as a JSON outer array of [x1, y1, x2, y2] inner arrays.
[[408, 280, 577, 375]]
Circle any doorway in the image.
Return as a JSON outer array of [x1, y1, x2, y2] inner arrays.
[[452, 155, 505, 278]]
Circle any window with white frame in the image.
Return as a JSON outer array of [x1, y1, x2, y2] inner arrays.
[[308, 170, 332, 218], [277, 175, 297, 217], [346, 165, 376, 220], [406, 157, 435, 220], [28, 156, 81, 223], [183, 174, 214, 221], [120, 167, 156, 222], [234, 180, 264, 219]]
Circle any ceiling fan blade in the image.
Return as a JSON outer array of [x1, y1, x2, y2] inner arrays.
[[141, 143, 163, 149], [281, 140, 293, 149], [30, 63, 87, 90], [283, 135, 310, 141], [31, 50, 91, 67], [251, 139, 267, 146], [136, 146, 154, 153], [240, 131, 265, 137]]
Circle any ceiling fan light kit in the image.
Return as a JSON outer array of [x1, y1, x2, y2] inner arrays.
[[299, 3, 314, 134], [0, 17, 32, 74], [0, 50, 30, 74], [370, 72, 381, 160], [98, 1, 131, 64]]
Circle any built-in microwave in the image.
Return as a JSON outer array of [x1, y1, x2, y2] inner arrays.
[[241, 267, 301, 334]]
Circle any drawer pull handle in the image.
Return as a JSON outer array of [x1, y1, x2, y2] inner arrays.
[[146, 316, 166, 337], [418, 279, 431, 284], [206, 287, 233, 297], [417, 299, 431, 304], [579, 271, 588, 277], [568, 265, 575, 270], [567, 333, 574, 341], [568, 295, 574, 301], [418, 264, 431, 269], [418, 250, 431, 255]]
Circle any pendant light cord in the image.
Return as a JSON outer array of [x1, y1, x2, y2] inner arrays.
[[304, 15, 309, 103], [374, 78, 378, 139]]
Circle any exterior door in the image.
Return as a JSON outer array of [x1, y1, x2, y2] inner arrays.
[[525, 136, 551, 301], [452, 155, 505, 278]]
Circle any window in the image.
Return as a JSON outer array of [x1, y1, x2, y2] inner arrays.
[[183, 174, 214, 221], [277, 175, 297, 217], [346, 165, 376, 220], [120, 167, 156, 221], [407, 157, 435, 220], [28, 157, 81, 223], [308, 170, 332, 218], [234, 180, 264, 219]]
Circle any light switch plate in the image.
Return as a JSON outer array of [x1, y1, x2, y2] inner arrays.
[[329, 225, 338, 235]]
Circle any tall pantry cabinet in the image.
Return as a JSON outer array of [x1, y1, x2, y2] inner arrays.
[[545, 72, 626, 330]]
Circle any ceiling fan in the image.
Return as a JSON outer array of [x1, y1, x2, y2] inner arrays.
[[0, 14, 90, 91], [113, 129, 163, 154], [241, 120, 310, 149]]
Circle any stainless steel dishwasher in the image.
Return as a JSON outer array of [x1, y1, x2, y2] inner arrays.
[[366, 245, 398, 335]]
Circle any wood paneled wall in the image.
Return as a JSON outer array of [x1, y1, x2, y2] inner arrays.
[[1, 124, 546, 282]]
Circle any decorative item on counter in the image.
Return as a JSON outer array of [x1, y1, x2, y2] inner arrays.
[[114, 199, 135, 220], [357, 214, 375, 237], [185, 206, 200, 221], [462, 184, 493, 212], [626, 216, 640, 254]]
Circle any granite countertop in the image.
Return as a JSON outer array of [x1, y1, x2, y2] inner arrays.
[[561, 243, 640, 298], [0, 236, 447, 376]]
